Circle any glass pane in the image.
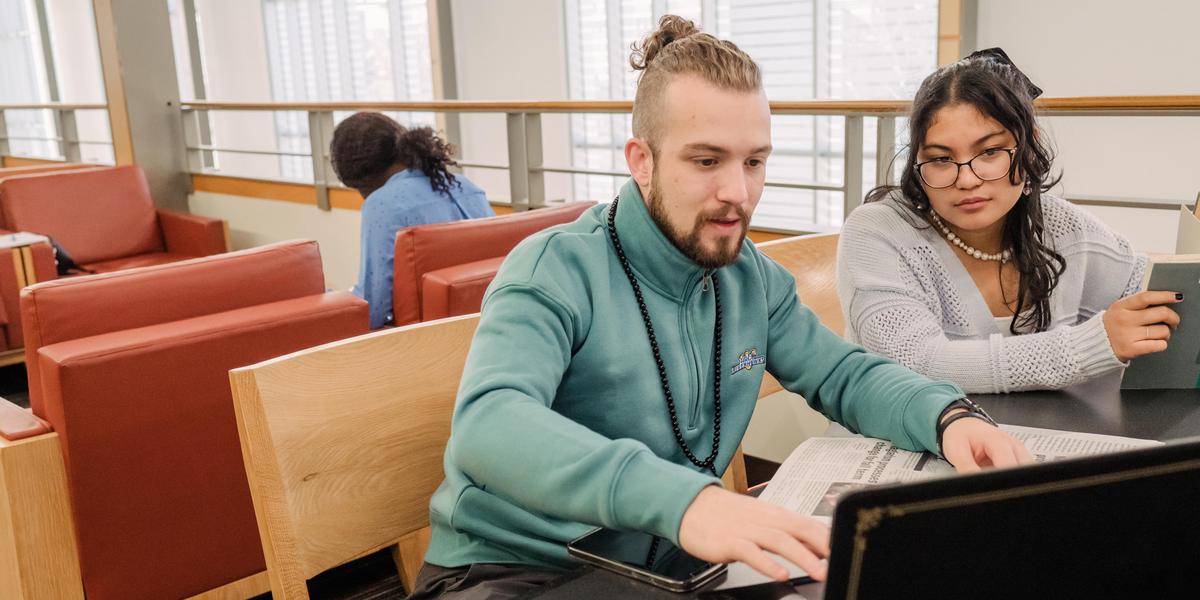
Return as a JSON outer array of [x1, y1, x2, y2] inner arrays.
[[563, 0, 937, 230]]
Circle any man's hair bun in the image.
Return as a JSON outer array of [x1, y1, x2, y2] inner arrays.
[[630, 15, 700, 71]]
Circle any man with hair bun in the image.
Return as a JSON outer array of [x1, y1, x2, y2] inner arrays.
[[330, 112, 493, 329], [408, 16, 1030, 599]]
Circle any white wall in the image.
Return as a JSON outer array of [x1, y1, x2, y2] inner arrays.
[[45, 0, 113, 164], [193, 0, 281, 179], [450, 0, 574, 203], [189, 191, 363, 290], [975, 0, 1200, 253], [176, 2, 1200, 464]]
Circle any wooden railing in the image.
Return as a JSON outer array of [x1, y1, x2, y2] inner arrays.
[[3, 96, 1198, 228], [0, 103, 111, 164]]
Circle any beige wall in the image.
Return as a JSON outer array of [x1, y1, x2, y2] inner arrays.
[[450, 0, 575, 203], [192, 0, 281, 179], [189, 191, 363, 291], [976, 0, 1200, 253], [46, 0, 112, 164]]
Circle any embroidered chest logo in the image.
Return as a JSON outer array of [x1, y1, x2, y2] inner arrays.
[[730, 348, 766, 375]]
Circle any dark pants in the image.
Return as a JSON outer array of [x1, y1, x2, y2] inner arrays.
[[405, 562, 561, 600]]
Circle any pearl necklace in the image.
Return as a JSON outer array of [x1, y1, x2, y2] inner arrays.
[[930, 212, 1012, 263]]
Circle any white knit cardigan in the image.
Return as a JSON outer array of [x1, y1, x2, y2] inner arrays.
[[837, 194, 1145, 393]]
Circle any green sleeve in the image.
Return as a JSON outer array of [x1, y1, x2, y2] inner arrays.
[[761, 259, 961, 453], [448, 283, 718, 544]]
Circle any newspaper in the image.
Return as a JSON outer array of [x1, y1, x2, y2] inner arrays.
[[0, 232, 49, 249], [758, 425, 1161, 525]]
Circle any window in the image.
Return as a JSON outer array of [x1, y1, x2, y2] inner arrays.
[[0, 0, 59, 160], [0, 0, 111, 164], [563, 0, 937, 229], [261, 0, 436, 181]]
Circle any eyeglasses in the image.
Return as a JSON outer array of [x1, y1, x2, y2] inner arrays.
[[914, 147, 1017, 189]]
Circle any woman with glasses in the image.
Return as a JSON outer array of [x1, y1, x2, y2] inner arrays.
[[836, 48, 1181, 393]]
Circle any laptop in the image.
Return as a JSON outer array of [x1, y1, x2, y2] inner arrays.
[[821, 438, 1200, 599]]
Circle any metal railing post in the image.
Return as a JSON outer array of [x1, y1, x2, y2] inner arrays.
[[181, 109, 205, 174], [875, 116, 896, 187], [0, 109, 8, 158], [57, 108, 81, 163], [506, 112, 529, 211], [842, 115, 864, 219], [308, 110, 336, 211], [525, 112, 544, 208]]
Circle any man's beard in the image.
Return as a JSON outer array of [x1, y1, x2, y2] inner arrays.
[[646, 174, 749, 269]]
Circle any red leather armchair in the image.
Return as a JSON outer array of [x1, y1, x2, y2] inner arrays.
[[0, 166, 110, 353], [0, 165, 229, 355], [391, 201, 595, 325], [0, 164, 228, 273], [4, 240, 370, 599]]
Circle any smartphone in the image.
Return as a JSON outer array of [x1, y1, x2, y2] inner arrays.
[[566, 527, 728, 592]]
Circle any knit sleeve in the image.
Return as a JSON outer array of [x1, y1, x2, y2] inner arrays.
[[838, 204, 1124, 394], [1120, 255, 1147, 298], [850, 299, 1120, 393], [1044, 196, 1147, 309]]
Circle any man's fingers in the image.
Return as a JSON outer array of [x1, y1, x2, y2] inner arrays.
[[772, 510, 832, 557], [750, 528, 827, 583], [1013, 439, 1035, 464], [982, 436, 1020, 468], [731, 540, 789, 582], [944, 435, 981, 473]]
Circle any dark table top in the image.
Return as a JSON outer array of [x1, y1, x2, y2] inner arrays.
[[972, 371, 1200, 442], [525, 373, 1200, 599]]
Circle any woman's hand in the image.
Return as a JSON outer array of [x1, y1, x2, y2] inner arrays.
[[1102, 291, 1182, 362]]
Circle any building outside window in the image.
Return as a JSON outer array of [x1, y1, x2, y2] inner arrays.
[[0, 0, 67, 160], [564, 0, 937, 230], [261, 0, 435, 180]]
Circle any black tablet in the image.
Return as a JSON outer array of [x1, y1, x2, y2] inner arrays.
[[824, 437, 1200, 599]]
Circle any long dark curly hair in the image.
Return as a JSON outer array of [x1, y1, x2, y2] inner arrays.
[[329, 112, 460, 196], [866, 49, 1065, 335]]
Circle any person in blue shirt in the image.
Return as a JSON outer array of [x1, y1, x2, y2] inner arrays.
[[330, 112, 494, 328]]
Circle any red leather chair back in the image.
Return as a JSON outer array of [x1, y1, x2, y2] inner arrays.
[[391, 201, 595, 325], [22, 239, 327, 415], [0, 165, 162, 264], [26, 241, 369, 600]]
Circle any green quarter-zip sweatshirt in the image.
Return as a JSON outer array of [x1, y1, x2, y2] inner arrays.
[[424, 179, 964, 570]]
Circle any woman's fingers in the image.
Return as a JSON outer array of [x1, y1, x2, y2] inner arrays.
[[1129, 339, 1169, 356]]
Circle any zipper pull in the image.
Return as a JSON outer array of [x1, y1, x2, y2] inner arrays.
[[701, 271, 712, 292]]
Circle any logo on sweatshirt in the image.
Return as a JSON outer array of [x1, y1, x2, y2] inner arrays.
[[730, 348, 766, 375]]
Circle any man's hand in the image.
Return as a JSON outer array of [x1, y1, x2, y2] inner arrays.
[[941, 415, 1033, 473], [678, 486, 829, 582]]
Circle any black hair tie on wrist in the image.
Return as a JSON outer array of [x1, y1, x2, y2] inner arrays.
[[936, 397, 999, 461]]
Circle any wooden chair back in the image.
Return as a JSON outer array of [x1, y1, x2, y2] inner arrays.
[[756, 232, 843, 397], [229, 314, 479, 599], [230, 297, 771, 597]]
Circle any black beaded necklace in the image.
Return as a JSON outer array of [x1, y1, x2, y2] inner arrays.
[[606, 196, 723, 476]]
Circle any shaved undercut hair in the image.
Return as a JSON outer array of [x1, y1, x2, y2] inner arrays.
[[629, 15, 763, 153]]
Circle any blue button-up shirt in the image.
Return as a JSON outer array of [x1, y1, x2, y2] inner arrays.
[[352, 169, 494, 328]]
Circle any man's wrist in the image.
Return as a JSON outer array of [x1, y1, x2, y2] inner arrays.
[[935, 397, 997, 457]]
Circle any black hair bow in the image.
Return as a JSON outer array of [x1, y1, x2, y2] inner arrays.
[[966, 47, 1044, 99]]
